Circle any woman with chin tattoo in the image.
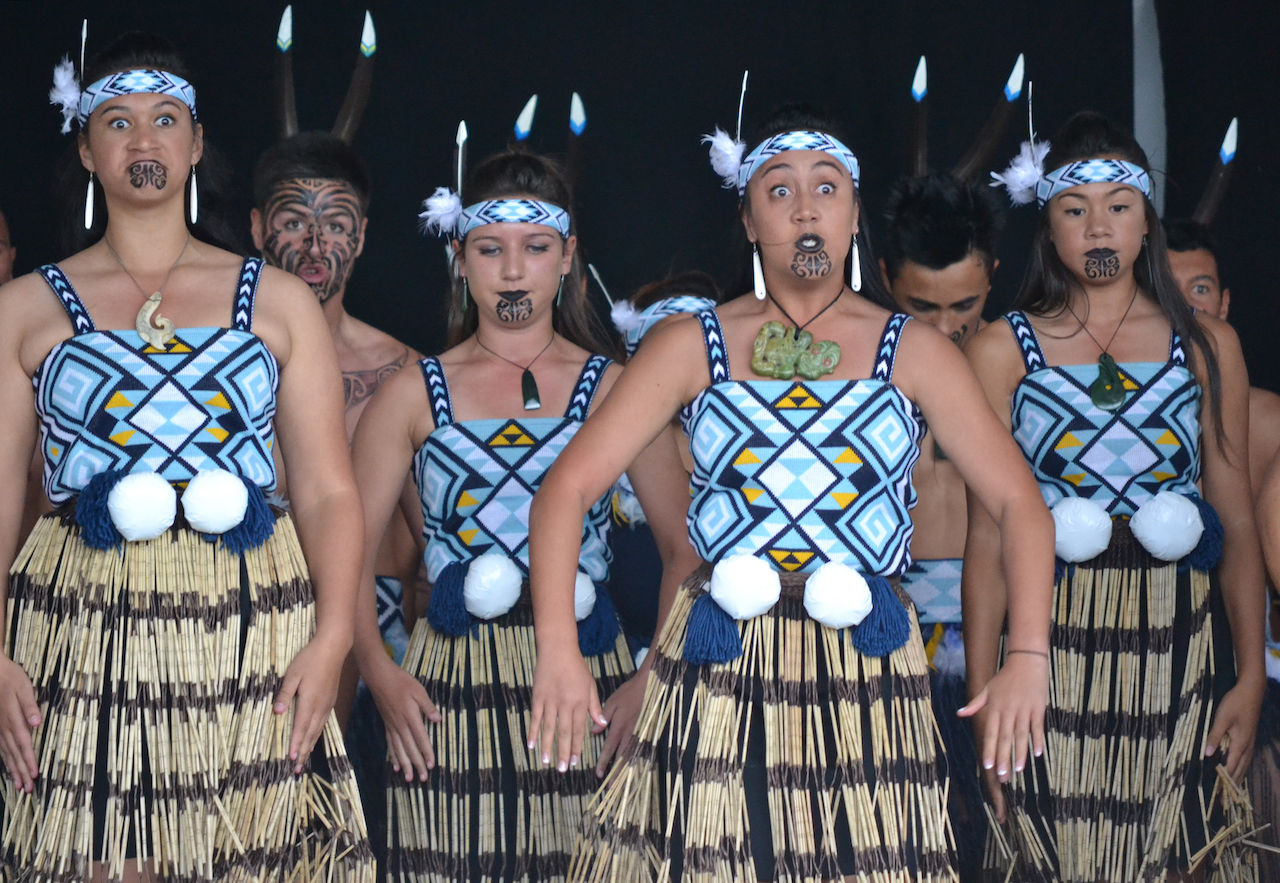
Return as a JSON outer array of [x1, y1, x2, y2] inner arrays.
[[349, 148, 699, 881], [0, 31, 371, 881], [972, 111, 1264, 881], [529, 100, 1053, 882]]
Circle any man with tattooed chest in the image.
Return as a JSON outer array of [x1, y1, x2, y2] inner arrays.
[[251, 132, 423, 716]]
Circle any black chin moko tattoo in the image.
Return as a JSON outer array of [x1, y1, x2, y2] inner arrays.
[[790, 234, 832, 278], [1084, 248, 1121, 279], [495, 290, 534, 323], [128, 161, 167, 190]]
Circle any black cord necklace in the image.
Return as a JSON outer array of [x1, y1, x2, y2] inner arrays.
[[1065, 287, 1139, 412], [767, 286, 845, 331], [750, 287, 846, 380], [475, 330, 556, 410]]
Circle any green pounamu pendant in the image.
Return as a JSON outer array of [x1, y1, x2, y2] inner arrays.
[[521, 368, 542, 410], [1089, 353, 1127, 411], [751, 321, 841, 381]]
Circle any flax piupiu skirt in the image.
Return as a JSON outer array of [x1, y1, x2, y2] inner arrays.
[[0, 509, 373, 882], [386, 584, 633, 883], [984, 521, 1254, 883], [570, 562, 957, 883]]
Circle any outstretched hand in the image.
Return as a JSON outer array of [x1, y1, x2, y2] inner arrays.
[[959, 652, 1047, 785]]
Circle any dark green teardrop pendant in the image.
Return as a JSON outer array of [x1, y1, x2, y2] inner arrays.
[[1090, 353, 1127, 411], [521, 368, 542, 410]]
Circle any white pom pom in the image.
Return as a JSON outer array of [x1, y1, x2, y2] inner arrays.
[[418, 186, 463, 237], [931, 627, 966, 678], [701, 127, 745, 190], [990, 139, 1050, 205], [574, 572, 597, 622], [108, 473, 177, 542], [709, 554, 780, 620], [182, 468, 249, 534], [1130, 491, 1204, 561], [802, 560, 873, 629], [1052, 497, 1113, 563], [463, 552, 523, 620], [49, 56, 81, 135], [633, 646, 650, 669], [611, 300, 643, 333]]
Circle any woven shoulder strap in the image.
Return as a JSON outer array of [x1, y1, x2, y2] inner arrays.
[[565, 354, 612, 421], [419, 357, 454, 427], [694, 309, 730, 384], [37, 264, 95, 334], [1003, 311, 1046, 374], [871, 313, 911, 382], [232, 258, 265, 331]]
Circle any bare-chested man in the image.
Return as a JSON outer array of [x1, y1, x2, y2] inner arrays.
[[881, 171, 1004, 880], [251, 132, 423, 714]]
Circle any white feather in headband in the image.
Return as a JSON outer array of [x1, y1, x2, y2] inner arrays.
[[702, 127, 745, 190], [418, 186, 463, 236], [990, 139, 1049, 205], [610, 300, 643, 333], [50, 56, 81, 134]]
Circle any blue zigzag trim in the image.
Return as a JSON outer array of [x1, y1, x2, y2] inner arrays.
[[872, 313, 910, 382], [419, 357, 453, 427], [1004, 311, 1046, 374], [232, 258, 264, 332], [37, 265, 96, 335], [695, 309, 730, 384], [1169, 331, 1186, 366], [565, 354, 611, 421]]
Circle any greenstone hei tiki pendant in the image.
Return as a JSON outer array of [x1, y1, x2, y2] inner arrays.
[[750, 321, 841, 381], [1089, 352, 1127, 411]]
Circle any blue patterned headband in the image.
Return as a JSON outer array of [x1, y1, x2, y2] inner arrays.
[[458, 199, 571, 239], [736, 130, 860, 196], [614, 295, 717, 357], [78, 70, 198, 123], [1036, 159, 1151, 207]]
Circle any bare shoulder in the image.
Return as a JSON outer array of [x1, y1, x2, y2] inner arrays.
[[964, 315, 1023, 370], [1193, 312, 1243, 361], [365, 352, 434, 436], [1, 271, 79, 373], [1251, 386, 1280, 429], [254, 262, 323, 312], [589, 359, 626, 403], [340, 314, 422, 368]]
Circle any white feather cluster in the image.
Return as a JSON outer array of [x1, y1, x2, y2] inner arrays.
[[418, 186, 463, 237], [990, 139, 1050, 205], [702, 127, 745, 190], [49, 56, 81, 135], [802, 560, 873, 630], [610, 300, 643, 333]]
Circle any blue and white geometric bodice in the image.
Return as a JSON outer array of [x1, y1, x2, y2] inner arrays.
[[33, 259, 279, 505], [680, 309, 926, 577], [899, 558, 963, 624], [1005, 311, 1201, 516], [413, 354, 614, 584]]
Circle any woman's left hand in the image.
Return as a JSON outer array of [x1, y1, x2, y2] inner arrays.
[[959, 653, 1048, 782], [274, 630, 349, 774], [594, 667, 650, 777], [1205, 677, 1264, 781]]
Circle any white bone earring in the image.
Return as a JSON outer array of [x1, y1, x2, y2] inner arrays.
[[752, 245, 766, 300], [84, 173, 95, 230], [188, 166, 199, 224], [850, 238, 862, 292]]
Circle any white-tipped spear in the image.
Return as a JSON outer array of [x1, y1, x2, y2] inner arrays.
[[359, 10, 375, 57], [1194, 117, 1238, 224], [569, 92, 586, 136], [276, 5, 292, 51], [447, 121, 468, 270], [80, 18, 87, 75], [735, 70, 748, 142], [952, 53, 1028, 180], [910, 56, 928, 175], [587, 263, 613, 307], [514, 94, 538, 141]]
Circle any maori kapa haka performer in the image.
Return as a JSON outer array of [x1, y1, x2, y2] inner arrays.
[[0, 26, 372, 882], [528, 78, 1054, 881]]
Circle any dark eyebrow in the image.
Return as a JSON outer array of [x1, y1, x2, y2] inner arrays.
[[1189, 274, 1217, 284]]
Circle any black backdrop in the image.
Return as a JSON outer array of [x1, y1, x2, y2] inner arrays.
[[1, 1, 1276, 388]]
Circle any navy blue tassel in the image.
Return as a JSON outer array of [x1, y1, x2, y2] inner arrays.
[[1183, 494, 1225, 572], [76, 469, 127, 550], [682, 592, 743, 665], [1054, 557, 1066, 583], [576, 582, 621, 656], [426, 561, 472, 636], [217, 477, 277, 554], [850, 576, 912, 657]]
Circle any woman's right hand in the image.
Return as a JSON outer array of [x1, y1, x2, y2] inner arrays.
[[0, 655, 40, 793], [529, 646, 606, 773], [364, 654, 441, 782]]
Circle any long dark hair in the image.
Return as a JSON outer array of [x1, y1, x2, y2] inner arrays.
[[446, 150, 612, 355], [729, 103, 898, 313], [1011, 111, 1223, 444], [56, 32, 241, 257]]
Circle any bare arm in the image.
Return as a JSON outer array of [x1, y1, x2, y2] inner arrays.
[[1197, 317, 1266, 779], [898, 320, 1054, 779], [349, 364, 441, 781], [528, 319, 706, 770]]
